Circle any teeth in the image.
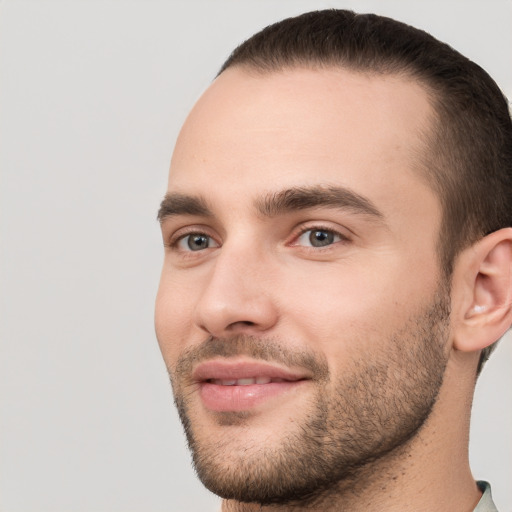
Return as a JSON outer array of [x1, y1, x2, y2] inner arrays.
[[217, 379, 236, 386], [210, 377, 278, 386], [237, 378, 255, 385]]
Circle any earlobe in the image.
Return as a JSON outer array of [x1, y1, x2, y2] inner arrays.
[[452, 228, 512, 353]]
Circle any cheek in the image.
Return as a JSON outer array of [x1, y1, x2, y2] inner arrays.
[[154, 270, 198, 364], [279, 256, 439, 357]]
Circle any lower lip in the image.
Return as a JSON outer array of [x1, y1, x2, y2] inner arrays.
[[199, 381, 305, 412]]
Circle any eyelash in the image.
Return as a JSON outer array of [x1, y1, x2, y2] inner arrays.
[[166, 224, 349, 254], [166, 227, 219, 251], [291, 225, 350, 249]]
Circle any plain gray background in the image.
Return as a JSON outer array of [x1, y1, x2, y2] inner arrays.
[[1, 1, 511, 511]]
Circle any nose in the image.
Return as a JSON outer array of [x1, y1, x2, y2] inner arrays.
[[193, 244, 279, 338]]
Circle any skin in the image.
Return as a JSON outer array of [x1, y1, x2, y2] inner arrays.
[[155, 67, 490, 511]]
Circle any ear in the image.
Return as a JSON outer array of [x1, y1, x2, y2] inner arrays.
[[452, 228, 512, 353]]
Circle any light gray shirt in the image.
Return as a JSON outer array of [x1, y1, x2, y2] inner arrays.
[[475, 482, 498, 512]]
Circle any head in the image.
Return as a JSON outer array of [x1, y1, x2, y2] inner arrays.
[[218, 9, 512, 371], [155, 9, 512, 508]]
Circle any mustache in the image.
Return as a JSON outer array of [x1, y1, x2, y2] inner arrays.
[[172, 335, 330, 382]]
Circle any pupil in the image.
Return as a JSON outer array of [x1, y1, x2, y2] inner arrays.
[[188, 235, 209, 250], [310, 230, 333, 247]]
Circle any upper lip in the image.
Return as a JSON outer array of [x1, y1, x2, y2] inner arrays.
[[192, 358, 310, 383]]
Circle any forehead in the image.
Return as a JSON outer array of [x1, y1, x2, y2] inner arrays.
[[168, 67, 437, 222]]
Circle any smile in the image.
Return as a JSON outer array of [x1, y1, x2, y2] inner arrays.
[[208, 377, 290, 386], [193, 359, 309, 412]]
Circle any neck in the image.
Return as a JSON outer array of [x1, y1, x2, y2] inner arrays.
[[221, 361, 482, 512]]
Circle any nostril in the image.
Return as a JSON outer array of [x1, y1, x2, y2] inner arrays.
[[226, 320, 257, 331], [194, 285, 279, 336]]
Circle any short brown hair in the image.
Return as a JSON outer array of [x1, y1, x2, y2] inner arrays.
[[218, 10, 512, 372]]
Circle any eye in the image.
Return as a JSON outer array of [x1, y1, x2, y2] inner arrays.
[[176, 233, 219, 252], [295, 228, 343, 248]]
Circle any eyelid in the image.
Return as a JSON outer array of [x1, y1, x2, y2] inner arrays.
[[288, 223, 351, 248], [178, 233, 220, 252], [165, 225, 221, 250]]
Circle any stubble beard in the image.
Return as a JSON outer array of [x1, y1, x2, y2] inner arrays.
[[170, 289, 451, 507]]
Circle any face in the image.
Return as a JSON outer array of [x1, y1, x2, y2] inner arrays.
[[155, 67, 451, 505]]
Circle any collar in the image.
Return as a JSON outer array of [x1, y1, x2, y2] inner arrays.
[[474, 481, 498, 512]]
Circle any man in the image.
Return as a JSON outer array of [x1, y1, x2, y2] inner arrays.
[[155, 10, 512, 511]]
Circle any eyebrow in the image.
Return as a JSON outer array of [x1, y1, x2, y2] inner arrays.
[[157, 193, 213, 222], [255, 185, 384, 220], [157, 185, 384, 223]]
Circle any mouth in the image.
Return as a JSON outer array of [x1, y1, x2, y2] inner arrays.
[[192, 359, 309, 412], [207, 376, 291, 385]]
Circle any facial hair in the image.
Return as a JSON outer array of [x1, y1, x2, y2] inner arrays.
[[169, 289, 450, 506]]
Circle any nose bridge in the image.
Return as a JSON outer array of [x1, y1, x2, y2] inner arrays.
[[193, 235, 277, 336]]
